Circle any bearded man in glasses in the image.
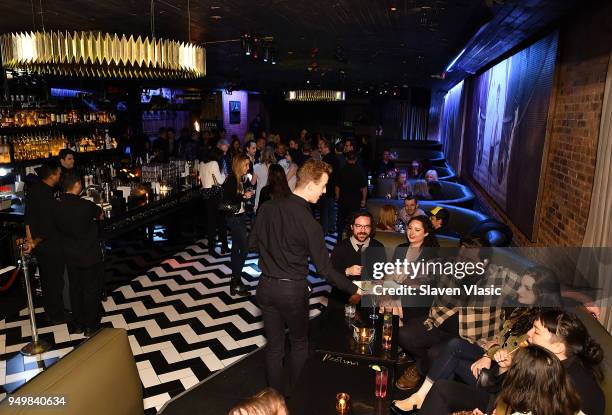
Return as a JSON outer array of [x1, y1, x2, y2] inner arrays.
[[330, 210, 385, 304]]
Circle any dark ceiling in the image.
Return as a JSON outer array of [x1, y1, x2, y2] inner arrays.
[[0, 0, 586, 92]]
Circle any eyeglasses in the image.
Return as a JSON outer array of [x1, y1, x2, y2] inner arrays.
[[353, 224, 371, 230]]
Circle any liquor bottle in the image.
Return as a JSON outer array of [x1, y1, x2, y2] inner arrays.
[[0, 136, 11, 163]]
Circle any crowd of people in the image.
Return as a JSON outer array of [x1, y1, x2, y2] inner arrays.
[[191, 127, 605, 415], [21, 123, 606, 415], [226, 201, 605, 415]]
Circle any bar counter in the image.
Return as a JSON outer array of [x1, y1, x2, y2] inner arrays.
[[0, 186, 201, 240]]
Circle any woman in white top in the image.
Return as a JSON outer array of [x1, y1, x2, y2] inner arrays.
[[198, 148, 228, 252], [252, 147, 275, 210]]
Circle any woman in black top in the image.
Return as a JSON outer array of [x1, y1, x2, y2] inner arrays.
[[492, 345, 582, 415], [258, 164, 292, 207], [222, 153, 254, 296]]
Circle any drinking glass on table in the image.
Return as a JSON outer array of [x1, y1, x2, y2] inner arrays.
[[375, 366, 388, 398], [369, 281, 381, 320]]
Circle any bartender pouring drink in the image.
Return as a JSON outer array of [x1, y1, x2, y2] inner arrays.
[[55, 172, 104, 336], [249, 159, 362, 396]]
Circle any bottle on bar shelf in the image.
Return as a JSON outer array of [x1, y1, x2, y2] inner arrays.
[[0, 136, 11, 163], [0, 108, 116, 128], [10, 128, 119, 161]]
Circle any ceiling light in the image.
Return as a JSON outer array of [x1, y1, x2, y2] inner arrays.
[[210, 15, 222, 20], [0, 31, 206, 79], [285, 90, 346, 102]]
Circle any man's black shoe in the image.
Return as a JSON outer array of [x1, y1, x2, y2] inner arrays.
[[230, 281, 250, 296], [68, 322, 84, 334]]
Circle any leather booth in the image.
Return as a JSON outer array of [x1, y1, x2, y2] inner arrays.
[[390, 148, 446, 166], [0, 328, 144, 415], [366, 199, 511, 247], [374, 179, 475, 208], [483, 249, 612, 402], [418, 164, 457, 182], [382, 162, 456, 181], [383, 140, 443, 151]]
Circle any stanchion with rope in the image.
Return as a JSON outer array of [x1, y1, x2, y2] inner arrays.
[[16, 238, 52, 356]]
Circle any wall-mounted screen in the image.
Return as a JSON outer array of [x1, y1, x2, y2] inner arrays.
[[229, 101, 241, 124], [463, 32, 558, 238]]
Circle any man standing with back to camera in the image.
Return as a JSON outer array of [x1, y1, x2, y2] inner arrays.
[[55, 172, 104, 336], [250, 159, 362, 396]]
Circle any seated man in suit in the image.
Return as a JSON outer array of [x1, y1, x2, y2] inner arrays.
[[330, 211, 386, 304]]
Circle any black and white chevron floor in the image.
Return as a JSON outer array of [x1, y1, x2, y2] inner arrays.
[[0, 235, 338, 413]]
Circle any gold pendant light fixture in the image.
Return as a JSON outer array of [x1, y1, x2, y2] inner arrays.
[[0, 31, 206, 79], [285, 90, 346, 102]]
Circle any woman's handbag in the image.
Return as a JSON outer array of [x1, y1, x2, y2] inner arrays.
[[218, 200, 241, 214], [201, 173, 222, 200], [217, 175, 241, 214]]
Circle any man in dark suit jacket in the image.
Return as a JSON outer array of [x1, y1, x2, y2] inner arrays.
[[330, 211, 386, 304], [55, 172, 104, 336]]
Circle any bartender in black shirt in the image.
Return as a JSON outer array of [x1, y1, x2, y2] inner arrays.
[[59, 148, 76, 174], [24, 162, 66, 323], [249, 159, 362, 395], [55, 172, 104, 336]]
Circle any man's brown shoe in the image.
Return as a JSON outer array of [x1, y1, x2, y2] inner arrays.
[[395, 364, 422, 390]]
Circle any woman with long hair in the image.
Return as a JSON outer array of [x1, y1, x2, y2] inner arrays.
[[376, 204, 399, 232], [393, 266, 562, 412], [390, 170, 412, 200], [198, 147, 228, 253], [222, 153, 254, 296], [230, 135, 242, 157], [413, 179, 432, 199], [424, 169, 443, 199], [494, 345, 583, 415], [415, 309, 605, 415], [253, 147, 276, 211], [403, 215, 439, 249], [379, 216, 439, 318], [258, 164, 292, 207]]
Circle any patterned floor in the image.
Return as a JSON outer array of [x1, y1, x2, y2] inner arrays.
[[0, 235, 338, 413]]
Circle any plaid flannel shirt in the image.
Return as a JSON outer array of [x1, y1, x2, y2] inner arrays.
[[424, 263, 521, 348]]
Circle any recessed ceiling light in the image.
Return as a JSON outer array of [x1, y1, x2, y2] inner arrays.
[[287, 51, 294, 55], [210, 5, 221, 9], [390, 7, 397, 11], [210, 15, 222, 20]]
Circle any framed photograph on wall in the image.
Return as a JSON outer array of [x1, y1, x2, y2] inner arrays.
[[229, 101, 241, 124]]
